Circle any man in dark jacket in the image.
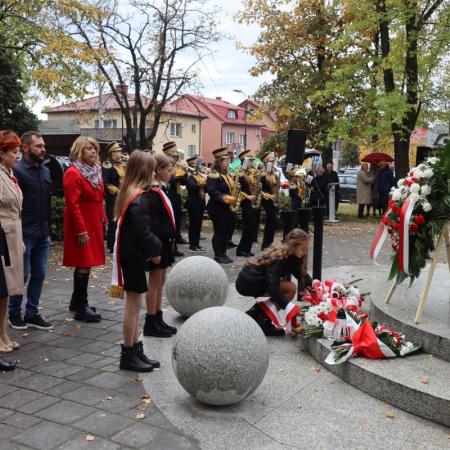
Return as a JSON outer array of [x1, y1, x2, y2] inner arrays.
[[377, 161, 395, 212], [8, 131, 52, 330]]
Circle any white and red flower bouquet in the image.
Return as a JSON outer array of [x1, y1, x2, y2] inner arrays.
[[325, 320, 422, 365], [371, 150, 450, 284], [301, 279, 366, 339], [300, 279, 422, 364]]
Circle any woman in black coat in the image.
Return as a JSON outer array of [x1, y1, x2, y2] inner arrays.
[[236, 228, 311, 336], [144, 152, 178, 338], [112, 151, 162, 373]]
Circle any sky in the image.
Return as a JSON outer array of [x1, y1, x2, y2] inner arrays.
[[33, 0, 270, 118]]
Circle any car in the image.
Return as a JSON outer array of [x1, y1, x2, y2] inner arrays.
[[338, 173, 357, 203], [44, 155, 71, 196]]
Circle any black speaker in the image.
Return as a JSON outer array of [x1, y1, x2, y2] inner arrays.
[[286, 129, 306, 165]]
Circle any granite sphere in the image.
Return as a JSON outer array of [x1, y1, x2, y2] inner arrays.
[[172, 306, 269, 406], [165, 256, 229, 317]]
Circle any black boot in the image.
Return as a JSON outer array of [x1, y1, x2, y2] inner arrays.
[[0, 355, 15, 371], [119, 345, 153, 372], [70, 270, 102, 322], [143, 314, 172, 338], [245, 303, 285, 337], [134, 341, 160, 368], [156, 311, 177, 334]]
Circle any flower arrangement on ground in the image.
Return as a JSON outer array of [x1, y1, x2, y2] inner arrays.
[[371, 147, 450, 284]]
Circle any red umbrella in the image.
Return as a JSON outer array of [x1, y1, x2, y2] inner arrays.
[[361, 152, 394, 163]]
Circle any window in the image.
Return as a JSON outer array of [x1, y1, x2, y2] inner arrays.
[[227, 110, 237, 119], [170, 123, 182, 137], [94, 119, 117, 128], [225, 132, 235, 144], [191, 124, 196, 133], [187, 144, 196, 157], [239, 134, 246, 146]]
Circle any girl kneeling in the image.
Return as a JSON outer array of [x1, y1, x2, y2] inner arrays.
[[235, 228, 311, 336], [112, 151, 162, 372]]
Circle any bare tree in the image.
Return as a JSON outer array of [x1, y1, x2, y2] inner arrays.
[[65, 0, 220, 149]]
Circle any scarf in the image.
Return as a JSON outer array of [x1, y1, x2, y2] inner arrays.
[[72, 160, 102, 189]]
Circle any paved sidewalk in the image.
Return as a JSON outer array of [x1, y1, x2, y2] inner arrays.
[[0, 220, 434, 449]]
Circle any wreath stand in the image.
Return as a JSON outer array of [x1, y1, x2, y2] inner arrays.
[[384, 223, 450, 324]]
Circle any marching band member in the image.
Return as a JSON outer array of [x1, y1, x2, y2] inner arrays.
[[162, 142, 187, 256], [288, 165, 306, 210], [236, 150, 258, 257], [260, 151, 279, 250], [206, 147, 236, 264], [185, 155, 206, 253], [102, 141, 125, 253]]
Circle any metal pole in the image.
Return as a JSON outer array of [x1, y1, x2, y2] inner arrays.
[[298, 208, 312, 234], [312, 206, 326, 281]]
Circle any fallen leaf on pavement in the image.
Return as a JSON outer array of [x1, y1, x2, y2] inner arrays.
[[21, 333, 29, 338], [104, 396, 113, 401], [134, 375, 143, 382], [310, 367, 321, 373], [141, 394, 150, 399], [143, 398, 152, 405], [136, 412, 145, 419], [385, 413, 396, 419], [62, 332, 72, 337], [420, 377, 429, 384], [64, 318, 74, 322], [85, 435, 96, 441]]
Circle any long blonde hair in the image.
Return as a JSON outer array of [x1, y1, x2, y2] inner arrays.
[[69, 136, 100, 162], [249, 228, 309, 276], [114, 150, 155, 220]]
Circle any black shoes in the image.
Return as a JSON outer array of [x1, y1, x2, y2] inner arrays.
[[174, 250, 184, 257], [8, 312, 28, 330], [120, 345, 153, 372], [245, 303, 285, 337], [134, 341, 160, 368], [74, 306, 102, 323], [24, 314, 53, 330], [143, 314, 172, 338], [188, 246, 205, 253], [0, 356, 15, 371], [214, 255, 233, 264], [227, 241, 237, 248], [156, 311, 177, 334], [223, 255, 234, 263], [176, 237, 189, 245], [236, 250, 252, 257]]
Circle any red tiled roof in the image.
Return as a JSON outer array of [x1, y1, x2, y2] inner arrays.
[[239, 98, 278, 123], [47, 94, 206, 118], [187, 95, 265, 126]]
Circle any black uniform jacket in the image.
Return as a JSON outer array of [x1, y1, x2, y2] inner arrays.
[[186, 175, 206, 203], [119, 190, 162, 265], [206, 171, 233, 207], [145, 187, 176, 241], [238, 255, 311, 308]]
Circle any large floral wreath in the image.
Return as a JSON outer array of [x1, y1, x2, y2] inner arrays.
[[371, 146, 450, 284]]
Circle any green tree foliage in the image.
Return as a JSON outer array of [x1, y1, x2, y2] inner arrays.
[[238, 0, 450, 178], [0, 49, 39, 134], [339, 143, 360, 167], [258, 130, 288, 158]]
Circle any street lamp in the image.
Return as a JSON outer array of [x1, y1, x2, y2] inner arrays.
[[233, 89, 248, 150]]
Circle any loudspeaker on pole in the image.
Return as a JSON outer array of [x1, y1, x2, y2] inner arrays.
[[286, 129, 306, 165]]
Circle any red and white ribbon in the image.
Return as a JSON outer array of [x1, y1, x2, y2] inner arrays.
[[370, 209, 390, 263], [152, 188, 176, 231], [258, 299, 300, 333], [398, 196, 416, 274], [325, 320, 396, 365]]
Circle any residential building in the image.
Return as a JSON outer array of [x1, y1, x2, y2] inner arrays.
[[169, 95, 271, 164], [42, 93, 206, 158]]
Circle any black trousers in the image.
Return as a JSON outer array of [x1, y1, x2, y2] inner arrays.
[[261, 199, 277, 249], [238, 201, 257, 253], [358, 204, 370, 218], [187, 199, 205, 248], [171, 194, 183, 240], [207, 203, 236, 257], [105, 195, 117, 251]]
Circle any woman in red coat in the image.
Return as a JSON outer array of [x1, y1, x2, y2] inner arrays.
[[64, 136, 105, 322]]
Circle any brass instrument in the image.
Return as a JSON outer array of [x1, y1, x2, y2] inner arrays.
[[250, 168, 262, 209], [288, 165, 307, 201], [272, 169, 281, 206], [229, 169, 243, 213]]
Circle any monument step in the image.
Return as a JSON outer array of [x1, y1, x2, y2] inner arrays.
[[303, 336, 450, 427], [369, 292, 450, 362]]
